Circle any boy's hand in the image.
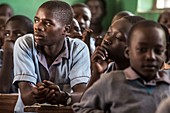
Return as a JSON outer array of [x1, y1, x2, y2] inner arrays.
[[2, 39, 15, 53], [82, 28, 93, 41], [42, 80, 66, 105], [32, 82, 50, 104], [91, 46, 109, 74]]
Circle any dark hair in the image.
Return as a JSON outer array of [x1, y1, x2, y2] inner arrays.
[[39, 0, 73, 25], [123, 16, 145, 25], [72, 2, 90, 9], [6, 15, 33, 33], [158, 10, 170, 23], [127, 20, 166, 46], [161, 24, 170, 44], [85, 0, 107, 16], [112, 11, 134, 22], [0, 3, 13, 17]]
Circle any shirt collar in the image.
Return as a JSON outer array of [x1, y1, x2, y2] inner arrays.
[[124, 67, 170, 85], [36, 37, 69, 60]]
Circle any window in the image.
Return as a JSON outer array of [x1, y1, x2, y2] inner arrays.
[[156, 0, 170, 9]]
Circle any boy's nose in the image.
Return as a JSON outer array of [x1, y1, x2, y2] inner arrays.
[[146, 50, 156, 60], [77, 17, 84, 24], [34, 23, 45, 32], [102, 39, 111, 45]]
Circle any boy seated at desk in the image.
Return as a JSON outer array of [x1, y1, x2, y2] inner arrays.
[[13, 1, 91, 113], [73, 20, 170, 113]]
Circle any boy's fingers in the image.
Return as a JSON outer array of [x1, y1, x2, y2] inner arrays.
[[36, 82, 46, 87], [45, 89, 56, 101], [43, 80, 54, 86]]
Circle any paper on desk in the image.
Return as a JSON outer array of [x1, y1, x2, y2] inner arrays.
[[30, 103, 64, 107]]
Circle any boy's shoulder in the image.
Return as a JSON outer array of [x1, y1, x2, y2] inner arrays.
[[100, 70, 125, 82], [16, 33, 34, 44], [66, 36, 87, 47], [158, 69, 170, 84], [65, 36, 89, 53]]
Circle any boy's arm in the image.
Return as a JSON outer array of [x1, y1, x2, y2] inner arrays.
[[86, 46, 109, 90], [18, 81, 54, 105], [70, 83, 86, 104], [18, 82, 36, 105], [68, 40, 91, 103], [0, 40, 14, 93], [13, 35, 50, 105]]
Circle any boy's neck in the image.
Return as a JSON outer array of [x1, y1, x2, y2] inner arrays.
[[115, 62, 129, 70], [115, 59, 130, 70], [131, 67, 156, 82]]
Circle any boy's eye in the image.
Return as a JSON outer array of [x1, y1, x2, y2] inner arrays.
[[34, 17, 39, 23], [4, 33, 10, 37], [16, 33, 22, 37], [115, 35, 124, 41], [74, 26, 81, 32], [154, 48, 165, 55], [106, 32, 111, 35], [137, 47, 147, 53], [83, 16, 89, 21], [44, 21, 52, 27]]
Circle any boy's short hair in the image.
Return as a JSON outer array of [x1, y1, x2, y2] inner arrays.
[[123, 16, 145, 25], [0, 3, 13, 17], [6, 15, 33, 33], [161, 24, 170, 44], [39, 0, 73, 25], [158, 10, 170, 23], [72, 3, 90, 10], [127, 20, 166, 47]]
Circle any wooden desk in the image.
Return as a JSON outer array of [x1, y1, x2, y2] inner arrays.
[[0, 93, 18, 113], [24, 104, 74, 113]]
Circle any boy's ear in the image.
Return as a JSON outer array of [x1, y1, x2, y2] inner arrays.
[[124, 47, 130, 59], [63, 25, 71, 35]]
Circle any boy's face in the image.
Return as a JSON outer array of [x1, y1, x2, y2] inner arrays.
[[69, 19, 82, 39], [128, 27, 166, 81], [0, 6, 13, 19], [72, 6, 91, 33], [159, 13, 170, 34], [86, 0, 103, 24], [34, 8, 65, 46], [0, 17, 7, 40], [3, 21, 28, 42], [101, 19, 131, 61]]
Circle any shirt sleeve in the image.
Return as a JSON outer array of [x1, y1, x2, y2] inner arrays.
[[13, 34, 38, 87], [69, 39, 91, 88]]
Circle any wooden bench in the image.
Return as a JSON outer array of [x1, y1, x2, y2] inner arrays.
[[24, 104, 74, 113], [0, 93, 18, 113]]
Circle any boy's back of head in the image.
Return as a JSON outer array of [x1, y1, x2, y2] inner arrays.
[[39, 0, 73, 25], [112, 10, 134, 23], [123, 16, 145, 25]]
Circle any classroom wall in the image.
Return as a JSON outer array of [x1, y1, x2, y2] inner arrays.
[[0, 0, 160, 31]]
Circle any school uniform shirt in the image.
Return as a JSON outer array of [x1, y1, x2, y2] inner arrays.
[[13, 34, 91, 113], [73, 67, 170, 113]]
